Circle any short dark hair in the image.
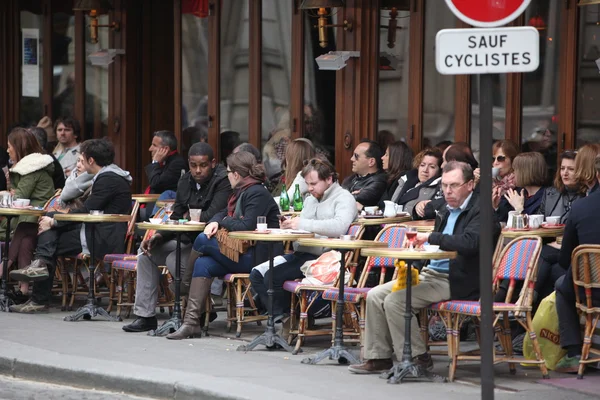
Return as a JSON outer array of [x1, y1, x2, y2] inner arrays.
[[28, 126, 48, 150], [361, 139, 384, 170], [301, 156, 338, 183], [445, 142, 478, 169], [234, 142, 262, 163], [153, 130, 178, 151], [188, 142, 214, 160], [443, 161, 474, 182], [80, 139, 115, 167], [54, 116, 81, 141]]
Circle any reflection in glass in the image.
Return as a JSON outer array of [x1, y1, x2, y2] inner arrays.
[[377, 7, 410, 146], [84, 15, 109, 138], [423, 1, 455, 150], [470, 75, 506, 160], [52, 9, 75, 146], [576, 4, 600, 148], [181, 12, 209, 156], [522, 0, 560, 180], [20, 11, 44, 125]]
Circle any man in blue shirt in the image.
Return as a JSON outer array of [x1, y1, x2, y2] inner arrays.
[[350, 161, 497, 374]]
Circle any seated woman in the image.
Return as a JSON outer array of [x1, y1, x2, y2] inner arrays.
[[503, 152, 548, 216], [273, 138, 315, 199], [167, 151, 281, 340], [491, 139, 520, 222], [57, 153, 94, 209], [394, 148, 442, 217], [377, 140, 413, 209], [574, 143, 600, 195], [0, 128, 55, 300]]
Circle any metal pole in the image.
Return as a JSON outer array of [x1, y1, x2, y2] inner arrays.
[[479, 73, 495, 399]]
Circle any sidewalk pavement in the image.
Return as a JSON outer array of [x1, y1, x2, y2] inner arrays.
[[0, 309, 598, 400]]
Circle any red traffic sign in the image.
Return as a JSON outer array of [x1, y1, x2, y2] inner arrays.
[[445, 0, 532, 28]]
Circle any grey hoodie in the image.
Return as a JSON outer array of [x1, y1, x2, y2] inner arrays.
[[60, 171, 94, 203], [92, 164, 133, 185]]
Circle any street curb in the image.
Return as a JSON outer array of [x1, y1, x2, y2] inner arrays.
[[0, 340, 317, 400]]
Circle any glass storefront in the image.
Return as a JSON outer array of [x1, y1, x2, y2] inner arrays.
[[83, 14, 109, 138], [19, 8, 43, 125]]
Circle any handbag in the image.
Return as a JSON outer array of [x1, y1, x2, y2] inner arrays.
[[216, 228, 253, 262]]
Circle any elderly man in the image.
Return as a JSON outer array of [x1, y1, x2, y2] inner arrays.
[[145, 130, 187, 195], [342, 139, 387, 210], [123, 142, 231, 333], [250, 157, 357, 321], [349, 161, 500, 374]]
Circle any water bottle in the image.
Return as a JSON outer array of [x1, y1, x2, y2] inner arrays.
[[292, 184, 303, 212], [280, 184, 290, 212]]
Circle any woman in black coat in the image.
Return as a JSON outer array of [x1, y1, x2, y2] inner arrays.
[[167, 151, 281, 340], [377, 140, 413, 209]]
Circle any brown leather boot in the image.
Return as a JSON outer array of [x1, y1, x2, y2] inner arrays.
[[177, 249, 201, 297], [167, 277, 211, 340]]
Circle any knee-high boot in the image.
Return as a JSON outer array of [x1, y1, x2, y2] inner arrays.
[[180, 249, 202, 296], [167, 277, 212, 339]]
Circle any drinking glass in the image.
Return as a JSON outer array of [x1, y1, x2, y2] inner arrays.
[[189, 209, 202, 222], [406, 227, 418, 250], [164, 202, 174, 219], [257, 216, 268, 232]]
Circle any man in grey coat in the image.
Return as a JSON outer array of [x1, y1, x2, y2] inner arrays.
[[250, 157, 357, 320]]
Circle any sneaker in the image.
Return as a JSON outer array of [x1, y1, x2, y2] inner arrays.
[[9, 299, 48, 313], [555, 354, 581, 373], [348, 359, 393, 374], [9, 260, 49, 282]]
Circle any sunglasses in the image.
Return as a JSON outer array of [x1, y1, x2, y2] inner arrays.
[[303, 158, 325, 167], [492, 155, 507, 162]]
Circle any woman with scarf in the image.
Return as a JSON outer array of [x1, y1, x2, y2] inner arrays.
[[167, 151, 281, 340]]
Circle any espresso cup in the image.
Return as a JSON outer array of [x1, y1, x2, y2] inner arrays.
[[545, 216, 561, 226]]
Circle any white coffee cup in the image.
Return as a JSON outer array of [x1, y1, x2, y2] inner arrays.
[[492, 167, 501, 180], [364, 206, 378, 215], [545, 216, 561, 226], [529, 214, 544, 229]]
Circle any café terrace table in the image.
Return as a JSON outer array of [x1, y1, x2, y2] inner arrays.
[[132, 194, 161, 204], [361, 247, 457, 384], [55, 213, 132, 321], [401, 219, 435, 233], [230, 229, 314, 352], [500, 225, 564, 239], [296, 238, 387, 365], [356, 214, 412, 226], [155, 199, 176, 208], [137, 221, 206, 336], [0, 207, 46, 311]]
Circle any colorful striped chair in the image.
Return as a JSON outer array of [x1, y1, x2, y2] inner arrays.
[[427, 236, 545, 382], [570, 245, 600, 378], [284, 223, 365, 354]]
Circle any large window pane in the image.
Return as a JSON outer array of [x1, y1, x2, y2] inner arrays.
[[52, 9, 75, 132], [181, 12, 209, 156], [20, 9, 43, 125], [470, 75, 506, 160], [84, 15, 109, 138], [576, 4, 600, 147], [423, 0, 455, 149], [377, 7, 410, 147]]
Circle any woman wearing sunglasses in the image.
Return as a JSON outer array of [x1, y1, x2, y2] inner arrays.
[[491, 139, 520, 222]]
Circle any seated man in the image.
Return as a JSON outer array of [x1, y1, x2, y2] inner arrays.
[[342, 140, 387, 211], [123, 142, 232, 333], [554, 156, 600, 373], [10, 139, 133, 313], [250, 157, 357, 320], [52, 116, 81, 178], [349, 161, 500, 374]]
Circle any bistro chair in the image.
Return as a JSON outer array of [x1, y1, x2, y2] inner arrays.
[[284, 223, 365, 354], [570, 245, 600, 379], [427, 236, 545, 382]]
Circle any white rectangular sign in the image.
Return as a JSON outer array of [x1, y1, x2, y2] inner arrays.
[[435, 27, 539, 75]]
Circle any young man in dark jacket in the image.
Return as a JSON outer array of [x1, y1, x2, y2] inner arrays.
[[10, 139, 133, 313], [349, 161, 500, 374], [123, 142, 232, 333]]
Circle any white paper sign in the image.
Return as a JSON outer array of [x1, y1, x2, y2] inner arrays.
[[22, 28, 40, 98]]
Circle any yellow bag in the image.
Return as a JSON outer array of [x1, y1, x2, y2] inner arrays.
[[522, 291, 566, 370], [391, 261, 419, 292]]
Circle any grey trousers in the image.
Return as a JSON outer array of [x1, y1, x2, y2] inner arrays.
[[364, 268, 450, 360], [133, 240, 191, 318]]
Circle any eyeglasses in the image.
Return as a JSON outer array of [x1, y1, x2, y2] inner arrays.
[[492, 155, 506, 163], [441, 181, 470, 191]]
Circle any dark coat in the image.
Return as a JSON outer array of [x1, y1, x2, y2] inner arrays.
[[427, 192, 501, 300], [538, 186, 584, 224], [50, 154, 66, 189], [210, 183, 283, 265], [342, 170, 388, 207], [144, 152, 188, 194]]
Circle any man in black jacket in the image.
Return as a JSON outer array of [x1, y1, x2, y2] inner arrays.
[[349, 161, 500, 374], [123, 142, 232, 332], [10, 139, 133, 313], [342, 140, 387, 210]]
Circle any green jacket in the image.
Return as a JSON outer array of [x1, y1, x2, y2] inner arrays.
[[0, 153, 55, 237]]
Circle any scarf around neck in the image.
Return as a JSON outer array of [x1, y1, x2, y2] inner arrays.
[[227, 176, 263, 217]]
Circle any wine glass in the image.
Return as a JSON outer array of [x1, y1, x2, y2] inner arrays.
[[164, 202, 174, 220], [405, 227, 418, 250]]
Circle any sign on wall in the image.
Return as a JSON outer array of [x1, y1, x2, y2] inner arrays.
[[444, 0, 533, 28], [22, 28, 39, 98]]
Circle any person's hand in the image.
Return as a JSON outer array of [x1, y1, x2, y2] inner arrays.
[[204, 222, 219, 239], [281, 216, 300, 230], [153, 147, 170, 163], [64, 168, 72, 177], [38, 216, 54, 235], [415, 200, 431, 218], [492, 186, 503, 209], [504, 188, 524, 213], [351, 189, 361, 195], [473, 168, 481, 185], [415, 232, 430, 246], [140, 233, 163, 254]]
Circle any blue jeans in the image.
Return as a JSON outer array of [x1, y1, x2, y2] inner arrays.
[[192, 233, 255, 278]]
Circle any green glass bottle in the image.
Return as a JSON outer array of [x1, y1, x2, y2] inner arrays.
[[280, 184, 290, 212], [293, 183, 303, 212]]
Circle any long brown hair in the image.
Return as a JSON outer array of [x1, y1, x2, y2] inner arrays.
[[226, 151, 266, 182], [386, 141, 413, 184], [283, 139, 315, 187], [8, 127, 45, 164], [575, 143, 600, 188]]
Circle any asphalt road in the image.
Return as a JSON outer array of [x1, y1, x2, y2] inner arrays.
[[0, 375, 159, 400]]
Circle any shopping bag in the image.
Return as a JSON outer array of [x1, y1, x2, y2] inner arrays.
[[300, 250, 341, 285], [522, 291, 566, 370]]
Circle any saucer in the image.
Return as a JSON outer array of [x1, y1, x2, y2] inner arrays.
[[541, 223, 565, 229]]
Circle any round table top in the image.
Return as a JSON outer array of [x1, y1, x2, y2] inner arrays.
[[155, 199, 175, 208], [361, 247, 457, 260], [401, 220, 435, 232], [0, 207, 45, 216], [137, 222, 206, 232], [54, 213, 132, 223], [229, 230, 314, 241], [280, 211, 301, 217], [501, 226, 564, 238], [132, 194, 161, 203], [296, 238, 388, 250], [356, 214, 412, 226]]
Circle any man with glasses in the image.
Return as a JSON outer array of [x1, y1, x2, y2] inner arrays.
[[342, 140, 387, 210], [349, 161, 500, 374], [123, 142, 232, 333]]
